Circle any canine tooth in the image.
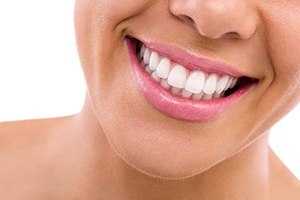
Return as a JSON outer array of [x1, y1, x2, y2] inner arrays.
[[229, 78, 238, 89], [140, 45, 146, 58], [167, 64, 188, 89], [144, 48, 151, 64], [192, 92, 204, 100], [181, 89, 193, 99], [149, 52, 160, 71], [171, 87, 181, 96], [225, 77, 233, 90], [151, 71, 161, 82], [185, 71, 205, 94], [216, 75, 230, 94], [203, 73, 218, 95], [156, 58, 171, 79], [160, 79, 171, 90], [203, 94, 213, 100], [145, 65, 152, 74]]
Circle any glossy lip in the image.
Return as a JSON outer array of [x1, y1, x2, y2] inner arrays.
[[126, 38, 256, 122], [141, 39, 247, 77]]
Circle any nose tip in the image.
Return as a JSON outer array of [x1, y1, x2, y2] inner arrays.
[[169, 0, 258, 40]]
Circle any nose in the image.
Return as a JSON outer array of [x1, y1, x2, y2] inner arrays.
[[168, 0, 258, 40]]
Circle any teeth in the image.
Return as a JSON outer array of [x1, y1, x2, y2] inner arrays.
[[213, 92, 221, 99], [225, 77, 233, 90], [185, 71, 206, 94], [230, 78, 238, 89], [140, 45, 146, 58], [151, 71, 161, 82], [181, 89, 193, 99], [203, 73, 218, 95], [160, 79, 171, 90], [216, 75, 230, 94], [192, 92, 205, 100], [144, 48, 151, 65], [167, 64, 188, 89], [171, 87, 181, 95], [156, 58, 172, 79], [145, 65, 152, 74], [203, 94, 213, 100], [149, 51, 160, 71], [138, 44, 240, 101]]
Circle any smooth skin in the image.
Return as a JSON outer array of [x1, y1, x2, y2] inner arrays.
[[1, 0, 300, 199]]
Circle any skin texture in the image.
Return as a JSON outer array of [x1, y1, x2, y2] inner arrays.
[[1, 0, 300, 199]]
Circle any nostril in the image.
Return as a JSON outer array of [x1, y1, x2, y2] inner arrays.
[[177, 14, 195, 27], [224, 32, 241, 40]]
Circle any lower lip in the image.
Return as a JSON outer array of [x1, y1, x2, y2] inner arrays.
[[126, 39, 254, 122]]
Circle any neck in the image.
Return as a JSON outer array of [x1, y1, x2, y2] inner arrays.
[[63, 97, 270, 200]]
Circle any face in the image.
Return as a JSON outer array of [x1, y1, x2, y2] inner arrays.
[[75, 0, 300, 179]]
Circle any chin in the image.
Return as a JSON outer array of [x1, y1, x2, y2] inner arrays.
[[92, 98, 243, 180]]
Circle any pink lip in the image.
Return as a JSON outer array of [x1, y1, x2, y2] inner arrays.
[[126, 38, 255, 122], [142, 40, 245, 77]]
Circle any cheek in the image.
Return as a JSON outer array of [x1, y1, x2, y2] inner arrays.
[[75, 0, 153, 85], [76, 0, 152, 25], [258, 3, 300, 122], [272, 15, 300, 95]]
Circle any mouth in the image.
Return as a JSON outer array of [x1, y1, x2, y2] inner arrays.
[[126, 36, 258, 121]]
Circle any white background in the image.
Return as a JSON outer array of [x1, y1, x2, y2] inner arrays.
[[0, 0, 299, 180]]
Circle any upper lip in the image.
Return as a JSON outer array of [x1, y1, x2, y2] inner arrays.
[[132, 37, 251, 78]]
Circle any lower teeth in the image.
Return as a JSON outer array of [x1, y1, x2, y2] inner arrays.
[[144, 65, 228, 101]]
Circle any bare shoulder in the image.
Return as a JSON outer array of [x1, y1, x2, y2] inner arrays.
[[269, 148, 300, 200], [0, 116, 75, 199], [0, 116, 70, 149], [0, 115, 78, 158]]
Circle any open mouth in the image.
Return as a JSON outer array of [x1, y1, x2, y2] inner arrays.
[[129, 37, 258, 101], [126, 36, 258, 121]]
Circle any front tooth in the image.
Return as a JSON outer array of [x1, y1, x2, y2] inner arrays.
[[151, 71, 161, 82], [181, 89, 193, 99], [203, 94, 213, 100], [216, 75, 230, 94], [160, 79, 171, 90], [143, 48, 151, 64], [149, 52, 160, 71], [192, 92, 204, 100], [156, 58, 171, 79], [167, 64, 188, 89], [185, 71, 206, 94], [203, 73, 218, 95]]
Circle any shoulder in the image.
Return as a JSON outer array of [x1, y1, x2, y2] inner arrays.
[[0, 117, 66, 150], [0, 115, 74, 140], [269, 148, 300, 200], [0, 118, 52, 150], [0, 116, 77, 159], [0, 116, 75, 198]]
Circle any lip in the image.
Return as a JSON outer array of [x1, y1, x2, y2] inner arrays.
[[140, 39, 247, 77], [126, 38, 256, 122]]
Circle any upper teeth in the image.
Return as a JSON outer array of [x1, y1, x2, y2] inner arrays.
[[138, 45, 239, 100]]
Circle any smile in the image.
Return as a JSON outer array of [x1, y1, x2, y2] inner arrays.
[[126, 37, 258, 121]]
